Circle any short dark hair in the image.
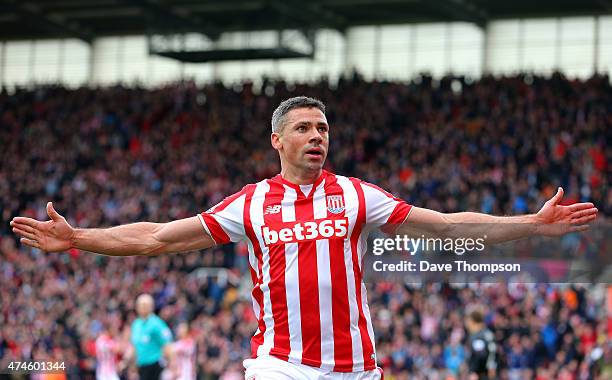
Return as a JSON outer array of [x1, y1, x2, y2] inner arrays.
[[271, 96, 325, 134], [468, 309, 485, 324]]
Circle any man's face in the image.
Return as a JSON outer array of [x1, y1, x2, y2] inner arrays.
[[136, 296, 153, 318], [177, 323, 188, 339], [272, 107, 329, 173], [465, 318, 480, 333], [465, 318, 473, 332]]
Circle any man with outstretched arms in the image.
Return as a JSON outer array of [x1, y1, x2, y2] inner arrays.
[[10, 97, 598, 380]]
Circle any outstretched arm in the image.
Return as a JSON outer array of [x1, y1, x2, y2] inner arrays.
[[399, 187, 598, 243], [10, 202, 215, 256]]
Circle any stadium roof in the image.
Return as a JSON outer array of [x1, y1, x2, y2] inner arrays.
[[0, 0, 610, 43]]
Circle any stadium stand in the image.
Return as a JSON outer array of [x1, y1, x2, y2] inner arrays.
[[0, 73, 610, 379]]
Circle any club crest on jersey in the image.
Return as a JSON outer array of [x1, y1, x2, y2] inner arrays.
[[326, 195, 345, 214]]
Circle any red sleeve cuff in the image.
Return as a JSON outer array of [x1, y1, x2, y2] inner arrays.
[[199, 213, 231, 245], [381, 202, 412, 234]]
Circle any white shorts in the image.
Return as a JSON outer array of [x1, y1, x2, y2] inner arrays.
[[244, 355, 383, 380]]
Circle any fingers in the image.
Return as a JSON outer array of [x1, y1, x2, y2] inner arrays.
[[570, 208, 598, 219], [571, 214, 598, 225], [12, 226, 37, 241], [10, 221, 40, 240], [47, 202, 62, 221], [549, 187, 564, 206], [20, 238, 41, 249], [567, 202, 595, 211], [10, 220, 41, 247], [10, 217, 40, 228], [10, 221, 36, 234]]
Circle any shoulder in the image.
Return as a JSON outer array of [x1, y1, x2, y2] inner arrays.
[[205, 183, 261, 214], [152, 315, 168, 326], [242, 177, 285, 198], [332, 175, 391, 193], [321, 172, 362, 190], [338, 176, 403, 202], [323, 174, 398, 201], [359, 180, 399, 199]]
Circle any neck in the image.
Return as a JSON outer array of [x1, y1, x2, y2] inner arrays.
[[280, 166, 322, 185]]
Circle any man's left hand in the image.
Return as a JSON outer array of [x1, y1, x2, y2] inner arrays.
[[534, 187, 598, 236]]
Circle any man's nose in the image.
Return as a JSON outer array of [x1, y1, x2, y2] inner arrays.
[[309, 129, 323, 144]]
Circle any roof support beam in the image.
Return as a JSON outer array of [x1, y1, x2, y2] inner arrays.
[[427, 0, 488, 28], [50, 7, 142, 19], [124, 0, 220, 39], [3, 0, 94, 43], [178, 1, 266, 13], [595, 0, 612, 12], [270, 0, 348, 32]]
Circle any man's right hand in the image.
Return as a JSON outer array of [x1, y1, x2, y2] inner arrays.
[[10, 202, 74, 252]]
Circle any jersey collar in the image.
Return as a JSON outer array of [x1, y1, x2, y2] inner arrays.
[[274, 170, 328, 194]]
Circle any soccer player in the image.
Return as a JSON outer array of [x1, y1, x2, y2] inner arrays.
[[95, 322, 122, 380], [465, 309, 497, 380], [163, 322, 196, 380], [10, 97, 598, 379]]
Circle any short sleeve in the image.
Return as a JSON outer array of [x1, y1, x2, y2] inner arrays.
[[198, 188, 248, 245], [360, 181, 413, 233], [156, 318, 173, 346]]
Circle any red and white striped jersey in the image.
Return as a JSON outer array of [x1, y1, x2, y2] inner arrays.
[[170, 338, 196, 380], [95, 334, 119, 380], [198, 170, 412, 373]]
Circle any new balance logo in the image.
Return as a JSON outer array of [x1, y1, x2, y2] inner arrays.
[[262, 218, 349, 246], [264, 205, 282, 215]]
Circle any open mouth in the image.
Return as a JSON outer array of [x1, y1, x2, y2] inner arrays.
[[305, 148, 324, 158]]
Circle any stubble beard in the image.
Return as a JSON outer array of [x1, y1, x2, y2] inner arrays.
[[302, 153, 326, 172]]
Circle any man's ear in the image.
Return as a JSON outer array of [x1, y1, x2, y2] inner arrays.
[[271, 132, 282, 150]]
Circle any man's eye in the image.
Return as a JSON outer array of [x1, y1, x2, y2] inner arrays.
[[298, 126, 306, 132], [318, 127, 328, 133]]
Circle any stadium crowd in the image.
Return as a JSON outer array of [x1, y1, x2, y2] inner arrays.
[[0, 72, 610, 379]]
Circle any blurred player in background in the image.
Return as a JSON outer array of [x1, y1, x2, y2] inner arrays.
[[465, 309, 497, 380], [95, 321, 123, 380], [163, 322, 196, 380], [9, 96, 598, 380]]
